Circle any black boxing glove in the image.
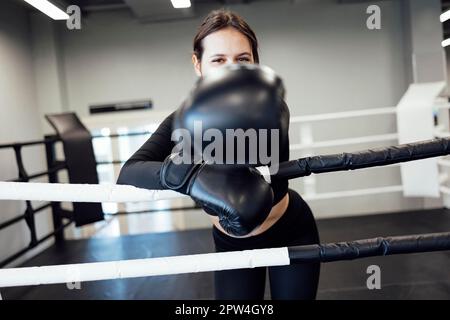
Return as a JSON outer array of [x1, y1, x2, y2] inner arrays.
[[172, 64, 290, 172], [160, 153, 274, 236]]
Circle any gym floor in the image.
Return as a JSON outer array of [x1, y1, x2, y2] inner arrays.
[[3, 208, 450, 300]]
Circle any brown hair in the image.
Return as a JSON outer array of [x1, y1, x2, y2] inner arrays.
[[193, 9, 259, 63]]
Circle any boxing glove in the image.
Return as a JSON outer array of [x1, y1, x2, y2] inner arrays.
[[172, 64, 290, 172], [160, 153, 274, 236]]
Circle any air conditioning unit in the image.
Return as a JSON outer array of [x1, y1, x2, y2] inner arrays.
[[89, 100, 153, 115]]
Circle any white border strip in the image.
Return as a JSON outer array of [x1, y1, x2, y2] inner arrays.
[[0, 247, 289, 287], [303, 185, 403, 201], [290, 107, 396, 123], [290, 133, 398, 150]]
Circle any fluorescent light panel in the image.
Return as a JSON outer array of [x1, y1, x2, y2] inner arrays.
[[440, 9, 450, 23], [171, 0, 191, 9], [442, 38, 450, 47], [23, 0, 69, 20]]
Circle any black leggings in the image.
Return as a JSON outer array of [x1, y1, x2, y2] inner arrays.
[[212, 189, 321, 300]]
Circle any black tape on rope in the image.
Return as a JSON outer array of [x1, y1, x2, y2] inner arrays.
[[273, 138, 450, 180], [288, 232, 450, 263]]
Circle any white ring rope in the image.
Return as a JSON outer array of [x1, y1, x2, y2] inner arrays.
[[0, 182, 183, 203], [0, 167, 272, 203], [0, 247, 289, 287]]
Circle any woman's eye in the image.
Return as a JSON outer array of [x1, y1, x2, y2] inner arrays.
[[238, 58, 250, 62], [212, 58, 224, 63]]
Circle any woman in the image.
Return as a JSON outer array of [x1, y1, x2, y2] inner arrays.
[[117, 9, 320, 300]]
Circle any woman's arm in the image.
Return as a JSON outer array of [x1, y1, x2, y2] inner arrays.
[[116, 112, 176, 190]]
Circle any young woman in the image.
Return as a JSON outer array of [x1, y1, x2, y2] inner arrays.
[[117, 9, 321, 300]]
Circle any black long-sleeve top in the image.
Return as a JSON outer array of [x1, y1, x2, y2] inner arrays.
[[117, 112, 289, 205]]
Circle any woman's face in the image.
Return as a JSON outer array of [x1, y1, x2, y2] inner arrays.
[[193, 27, 255, 77]]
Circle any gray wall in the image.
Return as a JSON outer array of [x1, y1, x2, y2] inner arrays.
[[0, 0, 54, 266], [59, 0, 407, 117]]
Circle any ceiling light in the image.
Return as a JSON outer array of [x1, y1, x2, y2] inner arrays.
[[23, 0, 69, 20], [171, 0, 191, 9], [441, 38, 450, 47], [440, 9, 450, 23]]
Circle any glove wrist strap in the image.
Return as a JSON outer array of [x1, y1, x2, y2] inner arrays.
[[160, 154, 202, 192]]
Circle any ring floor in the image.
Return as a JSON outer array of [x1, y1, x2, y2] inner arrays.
[[2, 208, 450, 300]]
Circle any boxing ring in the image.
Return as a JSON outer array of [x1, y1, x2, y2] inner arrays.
[[1, 138, 450, 291]]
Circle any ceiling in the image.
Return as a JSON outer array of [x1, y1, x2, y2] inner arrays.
[[68, 0, 252, 11], [17, 0, 336, 23], [18, 0, 426, 24], [57, 0, 257, 21]]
